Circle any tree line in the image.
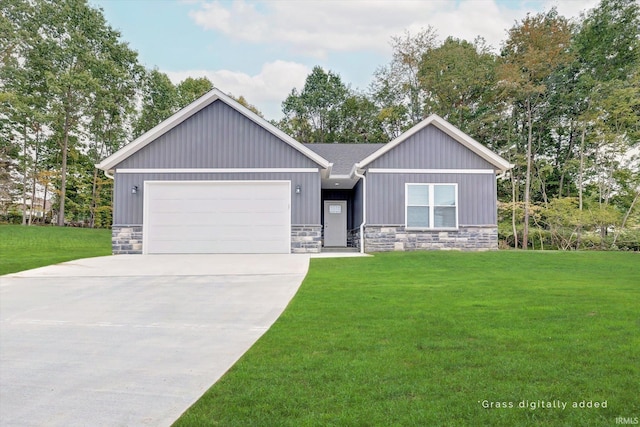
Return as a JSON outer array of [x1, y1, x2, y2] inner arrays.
[[1, 0, 638, 250]]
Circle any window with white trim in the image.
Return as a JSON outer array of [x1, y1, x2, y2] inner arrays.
[[406, 184, 458, 229]]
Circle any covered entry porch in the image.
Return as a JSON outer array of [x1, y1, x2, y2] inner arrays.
[[321, 188, 361, 250]]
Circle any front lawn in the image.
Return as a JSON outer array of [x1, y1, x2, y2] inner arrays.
[[174, 251, 639, 426], [0, 225, 112, 275]]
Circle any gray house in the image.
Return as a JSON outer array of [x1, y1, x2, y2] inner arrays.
[[97, 88, 511, 254]]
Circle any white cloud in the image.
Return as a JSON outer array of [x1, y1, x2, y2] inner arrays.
[[543, 0, 600, 21], [187, 0, 594, 56], [174, 0, 600, 120], [165, 60, 311, 120]]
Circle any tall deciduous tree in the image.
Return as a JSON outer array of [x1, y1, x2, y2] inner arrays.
[[372, 27, 438, 130], [281, 66, 349, 143], [418, 37, 499, 141], [2, 0, 143, 226], [28, 0, 142, 226], [87, 27, 142, 227], [176, 76, 213, 108], [575, 0, 640, 83], [230, 94, 264, 118], [133, 69, 177, 138], [499, 9, 573, 249], [339, 93, 385, 143], [1, 0, 47, 225]]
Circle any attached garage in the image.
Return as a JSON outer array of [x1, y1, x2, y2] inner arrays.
[[97, 89, 330, 254], [143, 181, 291, 254]]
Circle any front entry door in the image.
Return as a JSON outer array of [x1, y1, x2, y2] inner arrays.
[[324, 200, 347, 247]]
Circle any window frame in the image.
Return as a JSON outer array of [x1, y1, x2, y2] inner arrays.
[[405, 183, 458, 230]]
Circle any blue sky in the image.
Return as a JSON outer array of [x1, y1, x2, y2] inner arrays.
[[90, 0, 598, 120]]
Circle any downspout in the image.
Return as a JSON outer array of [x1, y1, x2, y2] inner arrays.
[[97, 163, 114, 180], [496, 165, 514, 180], [354, 167, 366, 254]]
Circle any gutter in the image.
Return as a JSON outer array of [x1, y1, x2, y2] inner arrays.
[[353, 166, 366, 254], [496, 163, 515, 180], [101, 168, 114, 180]]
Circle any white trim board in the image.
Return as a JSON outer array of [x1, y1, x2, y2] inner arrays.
[[368, 168, 494, 174], [117, 168, 319, 174]]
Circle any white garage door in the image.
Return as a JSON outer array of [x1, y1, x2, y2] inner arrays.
[[143, 181, 290, 254]]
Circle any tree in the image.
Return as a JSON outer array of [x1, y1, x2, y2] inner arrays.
[[134, 75, 215, 139], [176, 76, 213, 108], [499, 9, 573, 249], [281, 66, 349, 143], [575, 0, 640, 83], [133, 69, 177, 138], [25, 0, 143, 226], [418, 37, 499, 140], [550, 0, 640, 249], [338, 93, 385, 143], [230, 94, 264, 118], [371, 27, 438, 134], [86, 26, 142, 227], [1, 0, 144, 226], [1, 0, 47, 225]]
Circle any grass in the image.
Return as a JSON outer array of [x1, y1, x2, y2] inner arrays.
[[174, 251, 639, 427], [0, 224, 112, 275]]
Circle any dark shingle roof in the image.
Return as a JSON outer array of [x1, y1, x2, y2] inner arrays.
[[303, 143, 386, 175]]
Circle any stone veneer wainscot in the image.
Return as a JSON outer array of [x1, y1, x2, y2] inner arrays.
[[364, 225, 498, 252], [112, 225, 322, 254]]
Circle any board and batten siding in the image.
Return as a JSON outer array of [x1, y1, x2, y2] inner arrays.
[[111, 99, 324, 227], [114, 172, 320, 225], [367, 125, 496, 170], [116, 100, 319, 170], [364, 124, 498, 227], [366, 172, 497, 226]]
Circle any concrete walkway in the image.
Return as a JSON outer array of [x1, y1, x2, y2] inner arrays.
[[0, 254, 324, 427]]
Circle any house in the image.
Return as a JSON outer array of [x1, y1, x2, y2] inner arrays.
[[97, 88, 511, 254]]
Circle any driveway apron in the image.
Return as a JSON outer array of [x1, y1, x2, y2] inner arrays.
[[0, 254, 310, 427]]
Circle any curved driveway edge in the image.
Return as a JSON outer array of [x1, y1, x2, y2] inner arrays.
[[0, 255, 310, 427]]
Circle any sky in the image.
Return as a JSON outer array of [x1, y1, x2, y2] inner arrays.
[[90, 0, 599, 121]]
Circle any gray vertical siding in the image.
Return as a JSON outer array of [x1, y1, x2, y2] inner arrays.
[[368, 125, 496, 170], [113, 172, 320, 225], [366, 172, 497, 226], [364, 123, 499, 227], [116, 101, 318, 169]]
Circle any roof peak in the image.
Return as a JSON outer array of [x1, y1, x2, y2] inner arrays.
[[97, 88, 330, 171]]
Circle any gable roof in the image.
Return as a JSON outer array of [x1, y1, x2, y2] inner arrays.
[[355, 114, 512, 173], [96, 88, 331, 172], [304, 143, 385, 175]]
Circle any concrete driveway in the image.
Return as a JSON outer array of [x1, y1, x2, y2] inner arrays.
[[0, 254, 311, 427]]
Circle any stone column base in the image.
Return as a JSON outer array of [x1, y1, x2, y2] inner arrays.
[[291, 225, 322, 253], [112, 225, 143, 254]]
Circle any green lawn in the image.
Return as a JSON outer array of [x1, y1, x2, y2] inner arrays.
[[0, 224, 112, 275], [174, 251, 639, 427]]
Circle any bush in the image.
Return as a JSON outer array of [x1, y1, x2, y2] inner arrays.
[[0, 210, 23, 224]]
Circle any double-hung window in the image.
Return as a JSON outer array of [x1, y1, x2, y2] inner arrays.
[[406, 183, 458, 229]]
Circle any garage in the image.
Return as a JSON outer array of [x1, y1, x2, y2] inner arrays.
[[143, 181, 291, 254]]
